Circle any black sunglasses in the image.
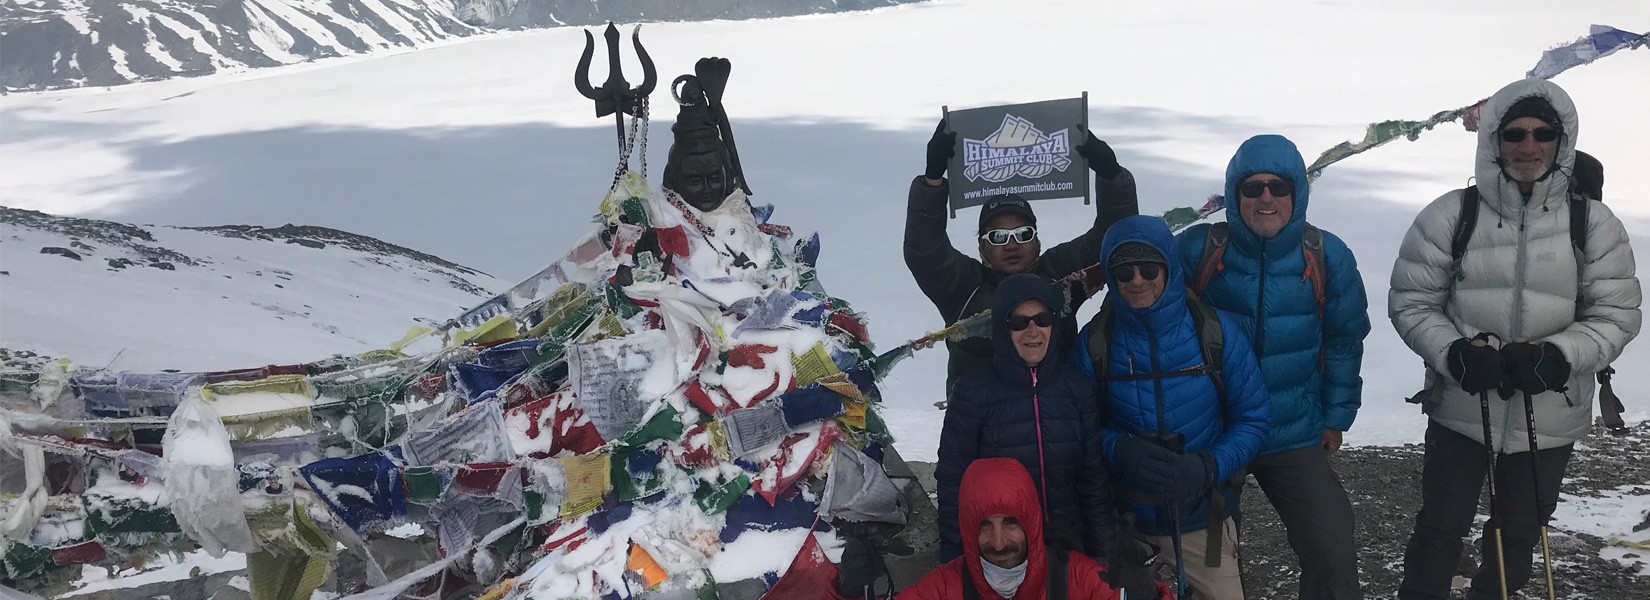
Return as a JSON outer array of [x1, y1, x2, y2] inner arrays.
[[1110, 263, 1163, 283], [980, 225, 1037, 246], [1006, 312, 1054, 331], [1238, 179, 1295, 199], [1500, 127, 1559, 143]]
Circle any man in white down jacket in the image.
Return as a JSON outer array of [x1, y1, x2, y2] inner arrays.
[[1388, 78, 1641, 599]]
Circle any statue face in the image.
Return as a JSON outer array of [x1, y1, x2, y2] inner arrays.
[[667, 147, 732, 212]]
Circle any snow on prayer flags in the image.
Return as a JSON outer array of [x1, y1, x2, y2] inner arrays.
[[721, 402, 788, 457], [115, 372, 199, 409], [1527, 25, 1648, 80], [299, 452, 408, 533], [571, 330, 677, 441], [627, 543, 670, 588], [503, 390, 604, 458], [756, 425, 837, 505], [719, 494, 825, 545], [557, 452, 612, 518], [405, 398, 513, 466]]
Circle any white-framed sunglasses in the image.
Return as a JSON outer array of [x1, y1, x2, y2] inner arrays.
[[979, 225, 1037, 246]]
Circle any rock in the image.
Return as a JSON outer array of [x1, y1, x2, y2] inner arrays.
[[40, 246, 81, 260], [288, 238, 326, 249], [106, 257, 134, 269], [149, 261, 175, 270]]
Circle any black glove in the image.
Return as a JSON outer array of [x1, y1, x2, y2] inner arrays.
[[1108, 536, 1161, 599], [1447, 338, 1504, 395], [924, 119, 956, 181], [836, 536, 879, 597], [1114, 435, 1178, 496], [1075, 125, 1121, 178], [1169, 451, 1218, 499], [1500, 342, 1571, 395]]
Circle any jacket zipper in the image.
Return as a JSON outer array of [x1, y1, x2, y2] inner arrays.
[[1255, 238, 1268, 356], [1030, 367, 1049, 516]]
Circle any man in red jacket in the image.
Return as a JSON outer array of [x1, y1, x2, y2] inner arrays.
[[838, 457, 1170, 599]]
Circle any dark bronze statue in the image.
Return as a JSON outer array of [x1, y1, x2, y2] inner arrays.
[[664, 58, 751, 212]]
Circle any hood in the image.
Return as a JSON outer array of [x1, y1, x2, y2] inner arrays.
[[1475, 79, 1579, 215], [1223, 134, 1311, 256], [991, 273, 1063, 382], [958, 457, 1048, 599], [1101, 215, 1189, 324]]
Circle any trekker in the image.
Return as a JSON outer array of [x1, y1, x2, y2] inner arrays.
[[1389, 79, 1641, 600], [1174, 135, 1371, 599], [936, 274, 1113, 563], [906, 121, 1139, 399], [1075, 215, 1271, 600], [835, 457, 1170, 599]]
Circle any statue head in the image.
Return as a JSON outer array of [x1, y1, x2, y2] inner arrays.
[[664, 58, 749, 212]]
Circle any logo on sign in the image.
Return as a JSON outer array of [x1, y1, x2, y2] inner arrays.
[[962, 114, 1073, 183]]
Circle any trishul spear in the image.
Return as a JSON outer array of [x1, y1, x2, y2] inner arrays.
[[574, 22, 657, 147]]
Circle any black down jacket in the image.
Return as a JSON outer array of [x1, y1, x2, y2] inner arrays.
[[935, 273, 1116, 562]]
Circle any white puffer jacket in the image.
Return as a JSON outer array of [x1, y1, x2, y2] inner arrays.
[[1389, 79, 1642, 452]]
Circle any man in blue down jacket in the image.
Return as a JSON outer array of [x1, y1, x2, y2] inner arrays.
[[1174, 135, 1371, 599], [1075, 215, 1270, 599], [936, 273, 1114, 564]]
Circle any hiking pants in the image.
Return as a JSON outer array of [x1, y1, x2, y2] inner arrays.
[[1145, 518, 1244, 600], [1249, 445, 1363, 599], [1397, 420, 1573, 600]]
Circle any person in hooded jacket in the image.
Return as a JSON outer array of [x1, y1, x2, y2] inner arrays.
[[1174, 135, 1371, 599], [936, 273, 1115, 567], [1074, 215, 1270, 600], [907, 121, 1140, 400], [1389, 79, 1640, 599], [882, 458, 1168, 600]]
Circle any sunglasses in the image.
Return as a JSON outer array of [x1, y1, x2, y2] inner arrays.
[[1110, 263, 1163, 283], [1006, 312, 1054, 331], [980, 225, 1038, 246], [1238, 179, 1294, 199], [1500, 127, 1559, 143]]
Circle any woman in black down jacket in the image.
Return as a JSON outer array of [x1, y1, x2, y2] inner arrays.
[[935, 272, 1115, 562]]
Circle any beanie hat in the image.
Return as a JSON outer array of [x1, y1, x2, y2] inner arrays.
[[1498, 95, 1563, 133], [977, 194, 1037, 234], [1107, 242, 1166, 269]]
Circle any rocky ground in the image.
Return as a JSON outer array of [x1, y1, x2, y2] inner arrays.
[[909, 421, 1650, 599]]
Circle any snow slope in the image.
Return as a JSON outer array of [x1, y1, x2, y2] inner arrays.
[[1, 0, 1648, 462], [0, 207, 503, 371]]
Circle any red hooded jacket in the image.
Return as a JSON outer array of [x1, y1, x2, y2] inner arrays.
[[894, 458, 1142, 600]]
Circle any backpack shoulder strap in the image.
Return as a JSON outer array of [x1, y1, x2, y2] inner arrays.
[[1184, 293, 1227, 409], [1569, 192, 1589, 256], [1190, 223, 1230, 296], [1085, 296, 1117, 404], [1301, 223, 1329, 371], [1450, 186, 1481, 282], [960, 565, 983, 600]]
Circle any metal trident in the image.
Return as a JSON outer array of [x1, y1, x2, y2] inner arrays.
[[574, 22, 657, 146]]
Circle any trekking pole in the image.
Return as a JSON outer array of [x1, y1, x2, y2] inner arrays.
[[1515, 345, 1559, 599], [1168, 500, 1187, 599], [1473, 338, 1511, 600]]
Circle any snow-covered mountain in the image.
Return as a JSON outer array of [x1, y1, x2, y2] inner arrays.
[[0, 206, 503, 371], [0, 0, 919, 90]]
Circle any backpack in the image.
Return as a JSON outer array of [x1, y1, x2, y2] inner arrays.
[[1450, 185, 1628, 433], [1189, 222, 1330, 371]]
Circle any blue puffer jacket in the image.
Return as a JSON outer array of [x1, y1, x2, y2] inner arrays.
[[1174, 135, 1371, 456], [1073, 215, 1270, 536], [937, 274, 1114, 562]]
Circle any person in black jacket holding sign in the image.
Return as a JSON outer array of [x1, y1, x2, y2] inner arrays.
[[905, 120, 1139, 400]]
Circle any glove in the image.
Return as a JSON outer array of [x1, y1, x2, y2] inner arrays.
[[1108, 536, 1161, 599], [924, 119, 956, 180], [1500, 342, 1571, 395], [1075, 126, 1121, 178], [836, 536, 879, 597], [1447, 338, 1504, 395], [1114, 435, 1179, 496], [1169, 451, 1218, 499]]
